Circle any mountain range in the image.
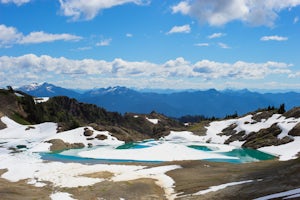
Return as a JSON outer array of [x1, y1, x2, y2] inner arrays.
[[17, 82, 300, 118]]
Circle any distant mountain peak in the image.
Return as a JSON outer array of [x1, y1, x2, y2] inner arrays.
[[18, 82, 79, 98], [20, 82, 43, 91], [88, 86, 134, 96]]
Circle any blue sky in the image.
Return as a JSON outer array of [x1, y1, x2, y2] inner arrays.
[[0, 0, 300, 91]]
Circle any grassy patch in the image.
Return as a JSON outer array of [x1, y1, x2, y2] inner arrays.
[[11, 113, 31, 125], [187, 121, 210, 135]]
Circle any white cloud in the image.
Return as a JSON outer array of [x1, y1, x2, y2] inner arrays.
[[171, 1, 190, 15], [0, 54, 293, 89], [0, 24, 22, 47], [194, 43, 209, 47], [294, 16, 299, 23], [208, 32, 225, 39], [0, 24, 82, 47], [19, 31, 82, 44], [171, 0, 300, 27], [218, 42, 230, 49], [260, 35, 288, 41], [59, 0, 150, 21], [1, 0, 31, 6], [167, 24, 191, 34], [96, 38, 112, 46], [193, 60, 291, 80], [126, 33, 133, 37]]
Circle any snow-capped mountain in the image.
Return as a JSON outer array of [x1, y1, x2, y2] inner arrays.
[[18, 82, 80, 98], [86, 86, 135, 96]]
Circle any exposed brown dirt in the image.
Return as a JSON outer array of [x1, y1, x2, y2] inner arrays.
[[0, 158, 299, 200]]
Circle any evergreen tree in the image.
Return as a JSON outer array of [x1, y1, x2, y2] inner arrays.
[[278, 103, 286, 114]]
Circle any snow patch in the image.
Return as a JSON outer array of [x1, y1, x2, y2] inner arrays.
[[50, 192, 77, 200], [146, 117, 159, 124], [34, 97, 50, 104], [194, 180, 254, 195], [259, 137, 300, 161]]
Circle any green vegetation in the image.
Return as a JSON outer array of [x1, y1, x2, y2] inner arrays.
[[278, 103, 286, 114], [11, 113, 31, 125]]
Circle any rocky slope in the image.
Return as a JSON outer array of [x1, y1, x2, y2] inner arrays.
[[188, 107, 300, 160], [0, 88, 184, 143]]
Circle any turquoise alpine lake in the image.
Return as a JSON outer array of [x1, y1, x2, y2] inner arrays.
[[40, 141, 276, 164]]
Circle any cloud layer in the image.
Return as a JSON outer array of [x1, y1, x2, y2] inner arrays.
[[0, 24, 82, 47], [172, 0, 300, 26], [0, 54, 295, 89]]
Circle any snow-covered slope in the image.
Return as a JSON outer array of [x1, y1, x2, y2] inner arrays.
[[192, 111, 300, 160], [0, 116, 123, 153]]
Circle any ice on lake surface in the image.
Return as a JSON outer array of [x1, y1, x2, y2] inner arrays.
[[41, 139, 276, 164]]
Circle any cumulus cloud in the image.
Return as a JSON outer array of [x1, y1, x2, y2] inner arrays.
[[208, 32, 225, 39], [1, 0, 31, 6], [167, 24, 191, 34], [0, 54, 293, 89], [96, 38, 112, 46], [171, 0, 300, 27], [0, 24, 82, 47], [0, 24, 22, 48], [59, 0, 150, 21], [171, 1, 190, 14], [260, 35, 288, 41], [126, 33, 133, 37]]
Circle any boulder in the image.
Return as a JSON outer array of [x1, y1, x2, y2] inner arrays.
[[95, 134, 108, 140], [84, 128, 94, 137]]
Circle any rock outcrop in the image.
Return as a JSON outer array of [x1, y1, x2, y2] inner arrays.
[[288, 122, 300, 136], [47, 139, 84, 152], [242, 124, 294, 149]]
